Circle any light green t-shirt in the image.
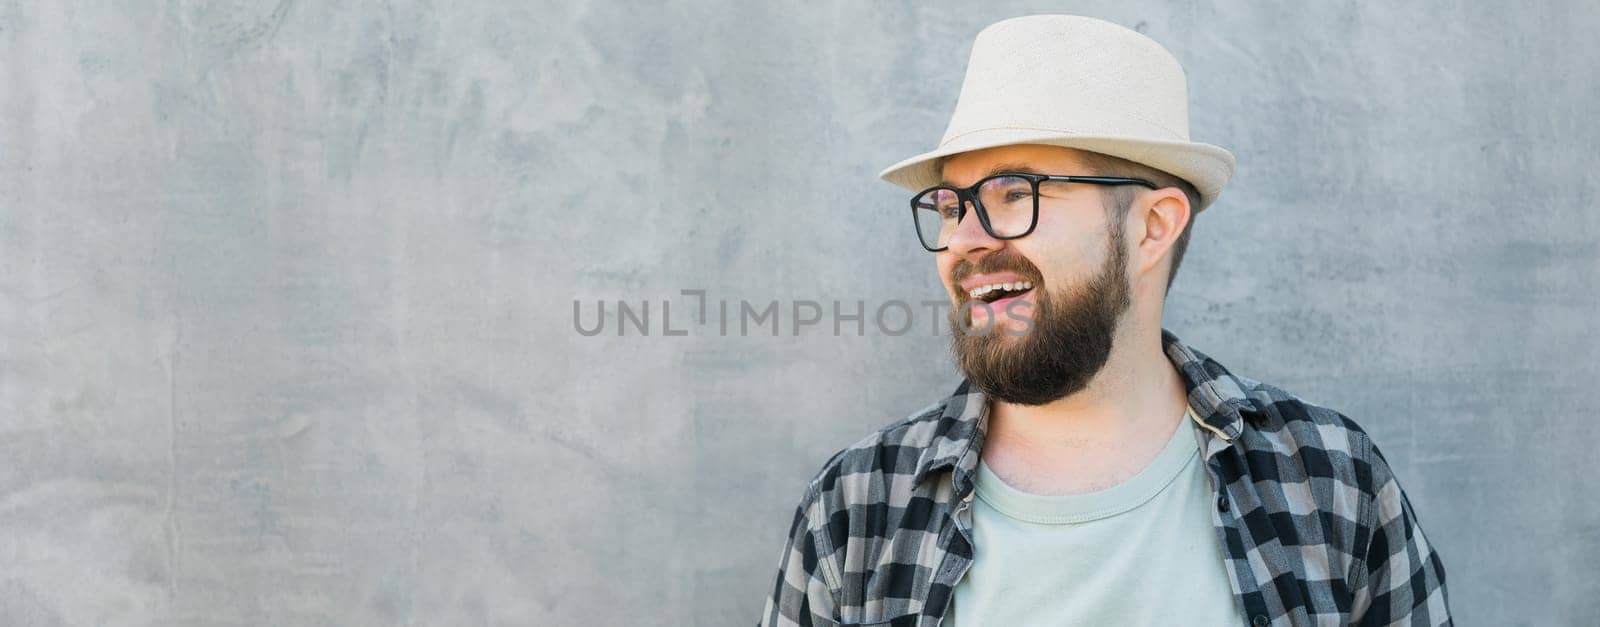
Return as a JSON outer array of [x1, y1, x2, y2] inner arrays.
[[944, 405, 1247, 626]]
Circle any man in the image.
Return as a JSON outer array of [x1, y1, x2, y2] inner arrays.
[[759, 14, 1450, 627]]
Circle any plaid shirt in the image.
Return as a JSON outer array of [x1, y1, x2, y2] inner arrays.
[[760, 328, 1450, 627]]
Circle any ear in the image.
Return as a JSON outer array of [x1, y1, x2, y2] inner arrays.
[[1131, 187, 1191, 278]]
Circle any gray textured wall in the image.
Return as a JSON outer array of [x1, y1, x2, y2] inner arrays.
[[2, 1, 1596, 625]]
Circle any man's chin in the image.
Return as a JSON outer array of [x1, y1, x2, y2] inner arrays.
[[953, 326, 1034, 368]]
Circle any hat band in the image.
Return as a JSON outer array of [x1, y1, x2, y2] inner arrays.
[[939, 118, 1187, 149]]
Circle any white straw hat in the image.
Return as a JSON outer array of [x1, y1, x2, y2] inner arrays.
[[878, 15, 1236, 211]]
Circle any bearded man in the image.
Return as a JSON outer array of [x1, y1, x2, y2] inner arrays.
[[759, 14, 1450, 627]]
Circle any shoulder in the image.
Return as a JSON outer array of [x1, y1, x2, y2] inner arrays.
[[1229, 374, 1397, 498], [798, 399, 953, 499], [782, 398, 958, 581], [1229, 376, 1450, 613], [787, 394, 968, 536]]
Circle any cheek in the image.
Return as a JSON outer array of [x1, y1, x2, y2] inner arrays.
[[1030, 204, 1090, 243], [1024, 211, 1101, 274], [936, 255, 960, 295], [934, 252, 953, 279]]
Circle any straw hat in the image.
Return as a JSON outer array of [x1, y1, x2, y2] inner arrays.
[[878, 15, 1236, 211]]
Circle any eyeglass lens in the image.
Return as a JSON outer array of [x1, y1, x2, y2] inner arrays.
[[912, 175, 1039, 249]]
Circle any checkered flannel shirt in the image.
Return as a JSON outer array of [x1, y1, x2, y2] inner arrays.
[[760, 327, 1450, 626]]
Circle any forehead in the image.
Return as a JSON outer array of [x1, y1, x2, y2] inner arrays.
[[939, 144, 1093, 187]]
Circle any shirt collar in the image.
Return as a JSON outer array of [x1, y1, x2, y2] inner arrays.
[[911, 326, 1261, 489]]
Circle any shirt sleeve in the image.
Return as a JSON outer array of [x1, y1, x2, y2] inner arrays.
[[1351, 437, 1453, 626], [759, 484, 841, 627]]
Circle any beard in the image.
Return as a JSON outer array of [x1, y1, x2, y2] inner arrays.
[[948, 227, 1132, 406]]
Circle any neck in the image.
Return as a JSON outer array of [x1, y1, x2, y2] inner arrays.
[[985, 317, 1188, 455]]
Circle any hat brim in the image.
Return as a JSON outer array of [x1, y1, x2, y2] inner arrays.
[[877, 128, 1236, 212]]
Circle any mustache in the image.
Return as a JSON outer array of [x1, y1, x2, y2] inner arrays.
[[952, 249, 1043, 285]]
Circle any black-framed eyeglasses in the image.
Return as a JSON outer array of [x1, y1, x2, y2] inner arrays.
[[909, 172, 1158, 252]]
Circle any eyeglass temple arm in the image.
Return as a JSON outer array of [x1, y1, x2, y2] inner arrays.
[[1039, 175, 1159, 189]]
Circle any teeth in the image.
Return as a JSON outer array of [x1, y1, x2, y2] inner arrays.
[[967, 280, 1033, 299]]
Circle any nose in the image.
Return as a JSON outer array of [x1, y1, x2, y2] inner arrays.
[[944, 199, 1004, 261]]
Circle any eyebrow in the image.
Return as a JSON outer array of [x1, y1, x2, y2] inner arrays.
[[940, 162, 1047, 187]]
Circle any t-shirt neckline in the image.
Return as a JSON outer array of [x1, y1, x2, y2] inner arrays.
[[973, 406, 1200, 524]]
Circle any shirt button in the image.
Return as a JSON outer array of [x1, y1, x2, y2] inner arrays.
[[1216, 494, 1230, 512], [1251, 614, 1269, 627]]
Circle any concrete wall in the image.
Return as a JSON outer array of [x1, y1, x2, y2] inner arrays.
[[3, 1, 1595, 624]]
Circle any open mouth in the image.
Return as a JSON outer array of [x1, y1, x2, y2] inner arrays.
[[967, 280, 1034, 305]]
